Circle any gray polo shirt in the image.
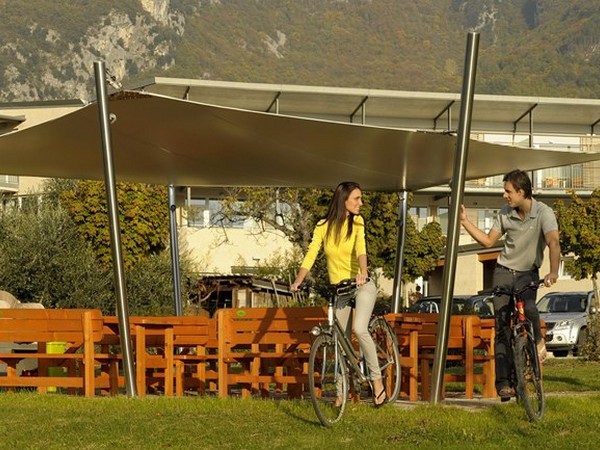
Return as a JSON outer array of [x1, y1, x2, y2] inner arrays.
[[492, 198, 558, 271]]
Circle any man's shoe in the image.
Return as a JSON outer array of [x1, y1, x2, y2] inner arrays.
[[498, 386, 515, 402]]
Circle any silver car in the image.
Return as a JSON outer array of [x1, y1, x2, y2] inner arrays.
[[537, 291, 597, 357]]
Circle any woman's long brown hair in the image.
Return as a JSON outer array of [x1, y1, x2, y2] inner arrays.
[[320, 181, 361, 244]]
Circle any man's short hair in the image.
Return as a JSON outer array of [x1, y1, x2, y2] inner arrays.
[[503, 169, 532, 198]]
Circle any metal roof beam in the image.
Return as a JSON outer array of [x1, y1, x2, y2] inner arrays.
[[512, 104, 538, 132], [513, 103, 538, 147], [592, 117, 600, 135], [266, 92, 281, 113], [350, 96, 368, 124], [433, 101, 455, 131]]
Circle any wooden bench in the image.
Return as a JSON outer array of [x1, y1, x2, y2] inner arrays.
[[0, 309, 105, 397], [401, 313, 495, 400], [169, 316, 218, 396], [216, 307, 327, 398], [383, 313, 422, 401], [102, 315, 218, 397]]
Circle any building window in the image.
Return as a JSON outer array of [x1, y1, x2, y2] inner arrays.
[[409, 207, 428, 231], [1, 194, 40, 213], [437, 207, 498, 236], [477, 209, 499, 232], [558, 256, 575, 280], [438, 207, 448, 235], [186, 198, 247, 229]]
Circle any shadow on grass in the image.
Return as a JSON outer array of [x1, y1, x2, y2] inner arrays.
[[275, 399, 324, 427], [543, 375, 598, 391]]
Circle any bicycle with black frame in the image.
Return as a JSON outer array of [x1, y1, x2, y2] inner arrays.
[[493, 280, 546, 421], [304, 278, 401, 427]]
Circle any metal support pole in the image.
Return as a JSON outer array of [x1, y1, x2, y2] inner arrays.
[[430, 32, 479, 403], [93, 61, 137, 397], [391, 190, 409, 313], [169, 184, 183, 316]]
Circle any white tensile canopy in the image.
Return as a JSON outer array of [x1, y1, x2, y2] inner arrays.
[[1, 91, 598, 190]]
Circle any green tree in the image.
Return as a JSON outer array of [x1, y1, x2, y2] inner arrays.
[[361, 192, 446, 282], [219, 187, 327, 250], [0, 201, 113, 310], [554, 189, 600, 361], [554, 188, 600, 304], [0, 182, 195, 315], [55, 180, 170, 269], [219, 187, 331, 292], [125, 250, 195, 316]]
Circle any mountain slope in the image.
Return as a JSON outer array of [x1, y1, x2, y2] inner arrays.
[[0, 0, 598, 102]]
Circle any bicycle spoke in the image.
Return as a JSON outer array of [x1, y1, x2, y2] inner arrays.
[[308, 334, 348, 426], [514, 334, 545, 421], [369, 317, 401, 403]]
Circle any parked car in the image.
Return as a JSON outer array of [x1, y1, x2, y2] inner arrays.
[[409, 294, 494, 318], [537, 291, 597, 357]]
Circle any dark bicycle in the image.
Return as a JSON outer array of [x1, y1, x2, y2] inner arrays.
[[306, 278, 401, 427], [493, 280, 546, 421]]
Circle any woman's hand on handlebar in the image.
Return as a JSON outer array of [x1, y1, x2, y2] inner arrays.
[[355, 272, 368, 287], [290, 268, 309, 292]]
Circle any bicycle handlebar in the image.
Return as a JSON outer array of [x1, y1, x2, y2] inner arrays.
[[493, 280, 546, 297], [297, 277, 370, 297], [332, 277, 371, 296]]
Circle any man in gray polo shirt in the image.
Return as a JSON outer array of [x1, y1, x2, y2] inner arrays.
[[460, 169, 560, 401]]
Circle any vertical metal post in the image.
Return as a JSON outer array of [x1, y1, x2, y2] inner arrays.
[[392, 190, 409, 313], [529, 113, 537, 188], [93, 61, 137, 397], [169, 184, 183, 316], [430, 32, 479, 403]]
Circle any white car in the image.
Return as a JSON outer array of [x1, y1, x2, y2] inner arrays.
[[537, 291, 597, 357]]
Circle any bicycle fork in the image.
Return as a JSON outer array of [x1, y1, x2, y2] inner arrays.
[[513, 319, 541, 380]]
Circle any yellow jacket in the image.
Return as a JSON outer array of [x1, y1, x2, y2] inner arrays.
[[300, 215, 367, 284]]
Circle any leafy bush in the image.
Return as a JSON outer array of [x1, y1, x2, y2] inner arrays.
[[0, 187, 195, 315], [0, 201, 113, 310], [582, 312, 600, 361], [125, 250, 195, 316]]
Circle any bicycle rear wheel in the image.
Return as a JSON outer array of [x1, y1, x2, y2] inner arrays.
[[369, 317, 401, 403], [514, 334, 545, 421], [308, 334, 348, 427]]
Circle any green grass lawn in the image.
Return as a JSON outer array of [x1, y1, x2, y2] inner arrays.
[[1, 360, 598, 450]]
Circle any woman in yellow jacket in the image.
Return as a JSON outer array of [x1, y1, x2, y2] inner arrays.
[[290, 181, 386, 407]]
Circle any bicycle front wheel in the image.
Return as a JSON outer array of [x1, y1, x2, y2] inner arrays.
[[369, 317, 401, 403], [308, 334, 348, 427], [514, 334, 545, 421]]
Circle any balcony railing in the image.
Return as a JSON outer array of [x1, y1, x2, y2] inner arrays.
[[0, 175, 19, 192], [466, 163, 599, 191]]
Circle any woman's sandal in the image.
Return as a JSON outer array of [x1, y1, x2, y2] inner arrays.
[[373, 387, 388, 408]]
